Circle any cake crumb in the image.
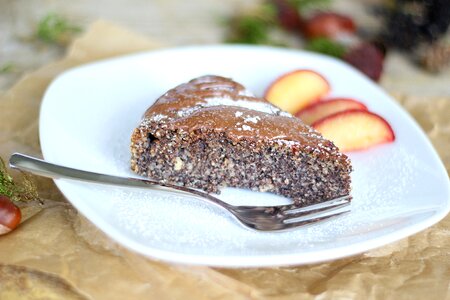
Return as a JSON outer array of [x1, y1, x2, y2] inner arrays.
[[174, 157, 184, 170]]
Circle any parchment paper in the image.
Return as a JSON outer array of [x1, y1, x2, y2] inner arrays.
[[0, 20, 449, 300]]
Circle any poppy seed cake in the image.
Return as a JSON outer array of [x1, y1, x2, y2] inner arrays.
[[130, 75, 352, 206]]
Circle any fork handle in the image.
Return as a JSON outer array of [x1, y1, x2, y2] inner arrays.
[[9, 153, 230, 207]]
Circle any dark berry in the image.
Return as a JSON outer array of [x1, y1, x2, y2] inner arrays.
[[344, 43, 384, 81], [270, 0, 303, 31]]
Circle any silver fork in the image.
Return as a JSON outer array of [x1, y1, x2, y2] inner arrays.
[[9, 153, 351, 231]]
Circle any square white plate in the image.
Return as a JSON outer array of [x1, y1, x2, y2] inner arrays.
[[40, 45, 449, 267]]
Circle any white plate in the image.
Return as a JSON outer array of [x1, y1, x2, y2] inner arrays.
[[40, 45, 450, 267]]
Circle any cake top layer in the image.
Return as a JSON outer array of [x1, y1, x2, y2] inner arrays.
[[141, 75, 340, 154]]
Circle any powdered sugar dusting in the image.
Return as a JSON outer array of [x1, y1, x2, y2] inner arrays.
[[276, 139, 298, 147], [238, 89, 255, 97], [176, 106, 198, 117], [148, 113, 168, 122], [350, 146, 421, 212], [279, 111, 293, 117], [203, 96, 282, 115], [244, 115, 261, 124], [241, 124, 252, 131], [141, 96, 293, 127], [110, 188, 244, 253]]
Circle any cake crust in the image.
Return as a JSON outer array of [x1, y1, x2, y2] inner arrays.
[[131, 75, 351, 206]]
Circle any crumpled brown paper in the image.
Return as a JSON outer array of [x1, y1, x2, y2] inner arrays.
[[0, 20, 449, 300]]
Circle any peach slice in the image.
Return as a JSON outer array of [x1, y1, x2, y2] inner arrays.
[[312, 109, 395, 152], [265, 70, 330, 114], [296, 98, 368, 125]]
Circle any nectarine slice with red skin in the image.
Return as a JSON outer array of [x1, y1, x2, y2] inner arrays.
[[312, 109, 395, 152], [296, 98, 368, 125], [265, 69, 330, 114]]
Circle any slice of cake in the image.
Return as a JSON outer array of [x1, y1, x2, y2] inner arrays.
[[130, 75, 351, 206]]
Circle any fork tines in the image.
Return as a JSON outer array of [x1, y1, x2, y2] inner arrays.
[[281, 195, 352, 224]]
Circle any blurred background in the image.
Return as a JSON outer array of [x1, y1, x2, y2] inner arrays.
[[1, 0, 449, 95]]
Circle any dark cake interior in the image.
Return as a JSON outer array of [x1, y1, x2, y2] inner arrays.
[[131, 75, 351, 206]]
